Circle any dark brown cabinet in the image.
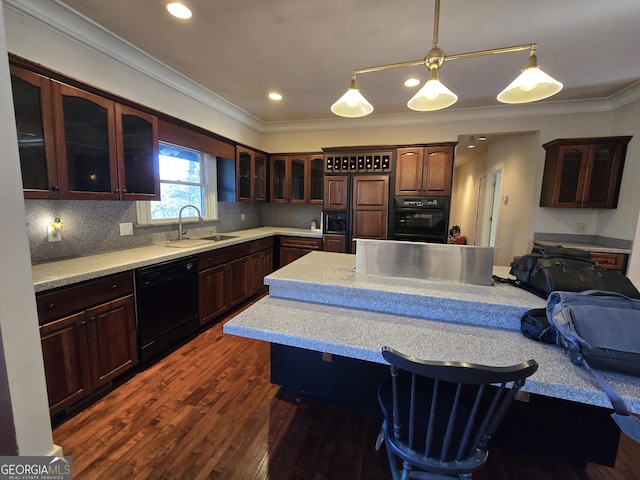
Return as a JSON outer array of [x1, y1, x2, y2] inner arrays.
[[352, 175, 389, 244], [36, 273, 137, 415], [395, 145, 455, 197], [249, 238, 274, 294], [279, 236, 323, 267], [9, 64, 58, 199], [270, 154, 324, 203], [52, 82, 159, 200], [322, 234, 347, 253], [323, 175, 349, 210], [199, 243, 251, 325], [590, 252, 628, 273], [10, 62, 159, 200], [540, 136, 632, 208], [237, 146, 267, 202]]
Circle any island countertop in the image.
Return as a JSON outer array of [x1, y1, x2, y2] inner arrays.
[[224, 251, 640, 413]]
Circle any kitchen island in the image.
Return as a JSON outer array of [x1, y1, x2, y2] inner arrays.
[[224, 250, 640, 466]]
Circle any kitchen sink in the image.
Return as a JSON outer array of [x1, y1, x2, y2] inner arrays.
[[200, 234, 238, 241]]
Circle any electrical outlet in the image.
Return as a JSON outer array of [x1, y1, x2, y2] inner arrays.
[[119, 222, 134, 236], [46, 224, 61, 242], [575, 222, 588, 233], [240, 213, 246, 221]]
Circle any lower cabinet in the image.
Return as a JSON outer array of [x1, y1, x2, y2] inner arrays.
[[323, 234, 347, 253], [591, 251, 628, 274], [279, 236, 323, 267], [199, 238, 274, 326], [37, 273, 137, 415], [250, 244, 274, 294]]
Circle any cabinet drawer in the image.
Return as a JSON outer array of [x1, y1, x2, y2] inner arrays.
[[249, 237, 274, 254], [198, 243, 251, 269], [280, 236, 322, 250], [36, 272, 133, 324], [591, 252, 625, 271]]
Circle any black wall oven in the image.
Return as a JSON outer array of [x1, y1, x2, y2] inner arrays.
[[391, 196, 450, 244]]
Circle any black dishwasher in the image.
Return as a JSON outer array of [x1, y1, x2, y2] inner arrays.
[[135, 256, 199, 362]]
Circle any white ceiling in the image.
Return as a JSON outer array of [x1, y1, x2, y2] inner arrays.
[[54, 0, 640, 124]]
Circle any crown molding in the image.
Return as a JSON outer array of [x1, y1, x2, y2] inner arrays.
[[5, 0, 639, 136], [3, 0, 264, 132]]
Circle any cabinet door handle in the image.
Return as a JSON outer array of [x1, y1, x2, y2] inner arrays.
[[51, 185, 60, 192], [80, 320, 87, 325], [112, 284, 118, 289], [48, 303, 55, 310], [89, 316, 97, 322]]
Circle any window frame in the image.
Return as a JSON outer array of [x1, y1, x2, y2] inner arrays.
[[136, 142, 218, 225]]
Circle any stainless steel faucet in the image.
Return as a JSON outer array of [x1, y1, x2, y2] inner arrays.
[[178, 204, 204, 240]]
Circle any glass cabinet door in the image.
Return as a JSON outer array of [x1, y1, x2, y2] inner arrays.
[[556, 146, 588, 205], [290, 157, 306, 202], [237, 148, 252, 201], [270, 157, 287, 202], [9, 65, 59, 198], [52, 82, 118, 199], [309, 156, 324, 203], [582, 145, 619, 207], [254, 154, 266, 202], [116, 104, 159, 200]]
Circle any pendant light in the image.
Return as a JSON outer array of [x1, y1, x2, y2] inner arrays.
[[331, 0, 562, 117], [497, 47, 563, 103], [330, 75, 374, 118]]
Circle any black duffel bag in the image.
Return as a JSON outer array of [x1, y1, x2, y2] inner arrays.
[[507, 248, 640, 300], [529, 257, 640, 299]]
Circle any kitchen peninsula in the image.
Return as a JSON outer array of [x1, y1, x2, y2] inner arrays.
[[224, 250, 640, 466]]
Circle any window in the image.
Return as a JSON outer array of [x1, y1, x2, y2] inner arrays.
[[137, 142, 218, 224]]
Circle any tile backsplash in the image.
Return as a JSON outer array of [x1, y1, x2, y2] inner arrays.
[[26, 199, 322, 263]]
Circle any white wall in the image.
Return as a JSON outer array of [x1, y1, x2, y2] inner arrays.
[[612, 100, 640, 284], [0, 7, 58, 455], [450, 148, 488, 245], [486, 133, 540, 265]]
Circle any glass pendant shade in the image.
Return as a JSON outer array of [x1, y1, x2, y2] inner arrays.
[[407, 70, 458, 111], [331, 77, 374, 117], [497, 64, 563, 104]]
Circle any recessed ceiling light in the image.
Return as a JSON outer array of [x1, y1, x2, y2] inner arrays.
[[166, 2, 192, 19], [268, 92, 283, 101], [467, 144, 476, 149], [478, 136, 487, 141], [404, 78, 420, 87]]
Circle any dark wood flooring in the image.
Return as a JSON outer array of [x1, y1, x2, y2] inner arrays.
[[53, 298, 640, 479]]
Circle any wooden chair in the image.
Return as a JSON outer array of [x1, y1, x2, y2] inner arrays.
[[376, 346, 538, 480]]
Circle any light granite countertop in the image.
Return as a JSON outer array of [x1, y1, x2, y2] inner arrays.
[[224, 251, 640, 413], [533, 239, 631, 254], [32, 227, 321, 292]]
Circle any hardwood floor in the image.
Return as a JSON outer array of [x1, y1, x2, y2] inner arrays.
[[53, 298, 640, 480]]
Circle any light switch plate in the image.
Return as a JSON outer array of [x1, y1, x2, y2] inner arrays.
[[119, 222, 134, 236]]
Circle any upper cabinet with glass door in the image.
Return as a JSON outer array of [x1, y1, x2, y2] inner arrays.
[[540, 136, 632, 208], [10, 60, 159, 200], [236, 146, 267, 202], [52, 82, 159, 200], [270, 154, 324, 204], [10, 65, 59, 199]]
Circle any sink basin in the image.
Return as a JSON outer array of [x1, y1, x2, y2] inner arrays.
[[165, 239, 211, 248], [200, 234, 238, 242]]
